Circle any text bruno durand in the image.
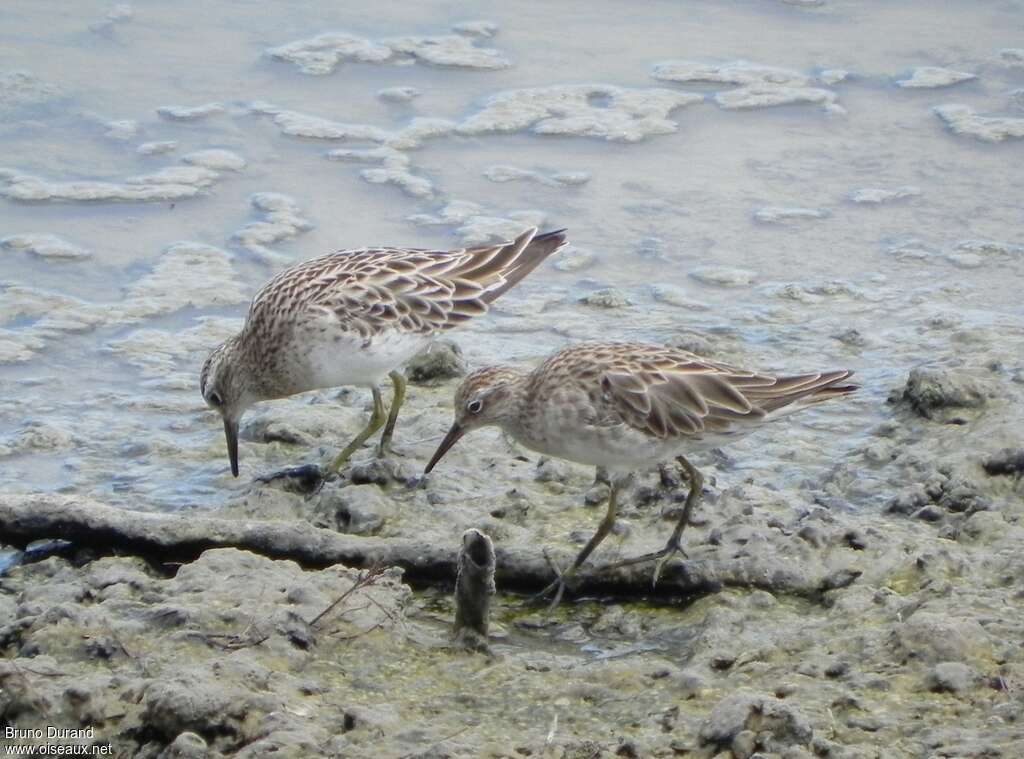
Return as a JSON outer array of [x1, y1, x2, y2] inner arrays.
[[3, 727, 112, 756]]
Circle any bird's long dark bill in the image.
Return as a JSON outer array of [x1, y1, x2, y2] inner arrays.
[[425, 423, 466, 473], [223, 418, 239, 477]]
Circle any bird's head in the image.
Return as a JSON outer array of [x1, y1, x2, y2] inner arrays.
[[425, 366, 524, 473], [199, 337, 252, 477]]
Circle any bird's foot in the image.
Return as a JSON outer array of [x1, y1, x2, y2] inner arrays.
[[530, 551, 579, 612], [601, 538, 688, 588]]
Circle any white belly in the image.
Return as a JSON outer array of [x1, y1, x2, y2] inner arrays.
[[516, 419, 751, 472], [304, 328, 430, 388]]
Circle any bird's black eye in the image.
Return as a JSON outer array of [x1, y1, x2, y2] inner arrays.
[[208, 392, 223, 408], [467, 399, 483, 414]]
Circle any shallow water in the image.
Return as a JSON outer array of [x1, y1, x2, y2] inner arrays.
[[2, 0, 1023, 510]]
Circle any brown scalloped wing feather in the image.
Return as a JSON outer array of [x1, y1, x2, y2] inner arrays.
[[587, 344, 855, 440], [245, 228, 565, 338]]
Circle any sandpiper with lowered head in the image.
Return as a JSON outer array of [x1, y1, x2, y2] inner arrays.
[[200, 227, 568, 477], [425, 341, 858, 605]]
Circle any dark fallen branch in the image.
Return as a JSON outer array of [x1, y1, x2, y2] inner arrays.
[[0, 495, 858, 601]]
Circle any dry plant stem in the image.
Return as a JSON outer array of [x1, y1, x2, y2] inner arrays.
[[309, 565, 386, 628]]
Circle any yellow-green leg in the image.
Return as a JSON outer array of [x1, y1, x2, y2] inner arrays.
[[604, 455, 703, 587], [329, 386, 386, 472], [377, 370, 406, 457], [535, 480, 620, 610]]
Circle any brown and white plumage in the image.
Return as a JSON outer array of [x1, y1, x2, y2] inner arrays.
[[425, 341, 858, 601], [429, 342, 857, 473], [200, 227, 567, 477]]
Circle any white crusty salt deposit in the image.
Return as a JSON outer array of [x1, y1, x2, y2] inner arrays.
[[689, 266, 757, 287], [249, 103, 455, 150], [895, 67, 976, 88], [182, 149, 246, 172], [848, 187, 921, 204], [451, 20, 498, 37], [457, 84, 703, 142], [933, 104, 1024, 141], [326, 147, 434, 198], [551, 247, 597, 272], [137, 141, 178, 155], [103, 119, 139, 140], [715, 85, 841, 111], [995, 48, 1024, 67], [754, 206, 830, 223], [652, 60, 814, 87], [118, 243, 249, 321], [250, 103, 457, 196], [950, 239, 1023, 260], [156, 103, 225, 121], [651, 60, 844, 112], [407, 199, 546, 245], [886, 239, 935, 262], [1, 234, 92, 260], [266, 29, 510, 76], [0, 70, 61, 114], [0, 165, 222, 202], [0, 284, 108, 363], [230, 193, 313, 263], [483, 165, 591, 187], [376, 86, 420, 103], [105, 317, 241, 377]]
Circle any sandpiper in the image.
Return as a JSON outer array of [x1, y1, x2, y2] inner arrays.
[[200, 227, 567, 477], [425, 341, 858, 604]]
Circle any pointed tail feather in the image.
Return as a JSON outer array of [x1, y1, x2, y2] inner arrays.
[[757, 370, 858, 416], [479, 228, 568, 305]]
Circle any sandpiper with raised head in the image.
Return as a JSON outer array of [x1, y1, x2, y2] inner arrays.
[[425, 341, 858, 605], [200, 227, 568, 477]]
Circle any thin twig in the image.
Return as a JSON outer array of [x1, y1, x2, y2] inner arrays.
[[309, 565, 385, 629]]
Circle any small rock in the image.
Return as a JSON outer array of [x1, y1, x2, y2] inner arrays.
[[667, 331, 714, 356], [160, 731, 208, 759], [346, 458, 391, 486], [672, 669, 708, 699], [914, 505, 945, 522], [926, 662, 976, 694], [261, 422, 313, 446], [699, 692, 812, 755], [982, 448, 1024, 476], [313, 484, 393, 535], [535, 457, 570, 483], [405, 340, 466, 385], [897, 367, 988, 420], [584, 483, 610, 506], [578, 287, 632, 308], [825, 660, 850, 678], [894, 611, 991, 664], [732, 730, 758, 759], [833, 328, 867, 347]]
